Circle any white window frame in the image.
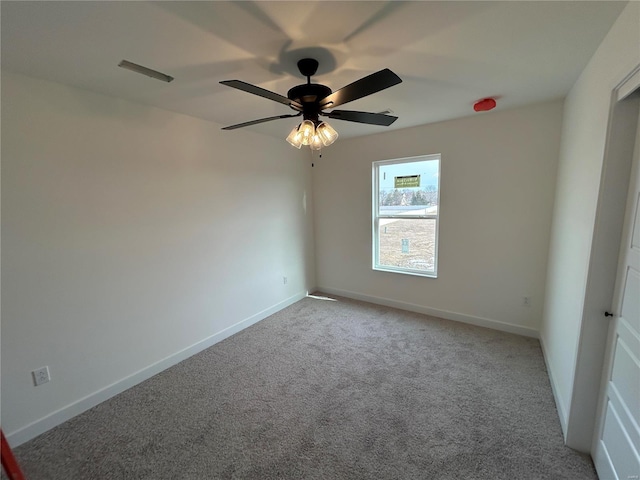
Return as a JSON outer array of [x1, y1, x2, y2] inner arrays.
[[372, 154, 441, 278]]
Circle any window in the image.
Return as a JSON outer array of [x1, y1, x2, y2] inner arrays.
[[372, 154, 440, 277]]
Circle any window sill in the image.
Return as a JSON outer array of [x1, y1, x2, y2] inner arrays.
[[373, 266, 438, 279]]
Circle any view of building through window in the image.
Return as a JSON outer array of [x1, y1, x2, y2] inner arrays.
[[373, 155, 440, 277]]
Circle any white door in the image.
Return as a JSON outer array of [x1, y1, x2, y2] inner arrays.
[[592, 109, 640, 479]]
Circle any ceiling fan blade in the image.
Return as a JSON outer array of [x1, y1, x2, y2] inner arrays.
[[220, 80, 302, 109], [319, 69, 402, 109], [221, 113, 301, 130], [325, 110, 398, 126]]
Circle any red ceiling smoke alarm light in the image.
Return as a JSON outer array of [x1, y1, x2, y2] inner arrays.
[[473, 98, 497, 112]]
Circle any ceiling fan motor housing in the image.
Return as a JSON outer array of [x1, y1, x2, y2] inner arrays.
[[287, 83, 332, 122]]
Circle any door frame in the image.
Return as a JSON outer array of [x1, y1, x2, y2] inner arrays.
[[590, 69, 640, 467], [564, 62, 640, 452]]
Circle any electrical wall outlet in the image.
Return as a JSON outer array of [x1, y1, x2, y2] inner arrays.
[[522, 296, 532, 307], [283, 276, 288, 285], [32, 366, 50, 386]]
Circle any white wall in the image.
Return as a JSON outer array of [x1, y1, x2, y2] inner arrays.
[[540, 2, 640, 451], [313, 100, 563, 337], [1, 72, 315, 445]]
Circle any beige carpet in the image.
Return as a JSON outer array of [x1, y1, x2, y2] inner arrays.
[[7, 294, 596, 479]]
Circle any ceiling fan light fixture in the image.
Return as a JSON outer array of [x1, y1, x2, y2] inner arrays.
[[299, 120, 315, 145], [286, 125, 303, 149], [285, 120, 339, 150], [316, 122, 338, 146]]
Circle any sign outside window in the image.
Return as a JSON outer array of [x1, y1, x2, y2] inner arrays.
[[394, 175, 420, 188]]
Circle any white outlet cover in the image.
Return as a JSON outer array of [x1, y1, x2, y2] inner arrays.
[[32, 366, 50, 386]]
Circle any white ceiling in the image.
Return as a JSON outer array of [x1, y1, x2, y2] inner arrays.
[[1, 1, 627, 140]]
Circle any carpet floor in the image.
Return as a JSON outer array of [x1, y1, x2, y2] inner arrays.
[[8, 294, 596, 479]]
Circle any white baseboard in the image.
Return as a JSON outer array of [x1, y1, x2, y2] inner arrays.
[[6, 291, 308, 447], [316, 286, 540, 339], [539, 334, 569, 436]]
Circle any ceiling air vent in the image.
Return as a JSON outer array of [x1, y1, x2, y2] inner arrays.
[[118, 60, 174, 83]]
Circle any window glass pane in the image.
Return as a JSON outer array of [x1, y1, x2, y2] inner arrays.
[[378, 160, 439, 215], [377, 218, 436, 272]]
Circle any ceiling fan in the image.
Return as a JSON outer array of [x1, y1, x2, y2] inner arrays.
[[219, 58, 402, 149]]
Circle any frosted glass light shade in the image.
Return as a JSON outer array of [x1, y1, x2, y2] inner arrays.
[[310, 134, 323, 150], [316, 122, 338, 146], [286, 125, 303, 148], [299, 120, 315, 145]]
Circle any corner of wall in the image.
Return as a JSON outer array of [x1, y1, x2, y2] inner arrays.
[[538, 333, 568, 435]]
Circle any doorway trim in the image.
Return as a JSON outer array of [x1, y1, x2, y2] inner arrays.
[[565, 62, 640, 452]]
